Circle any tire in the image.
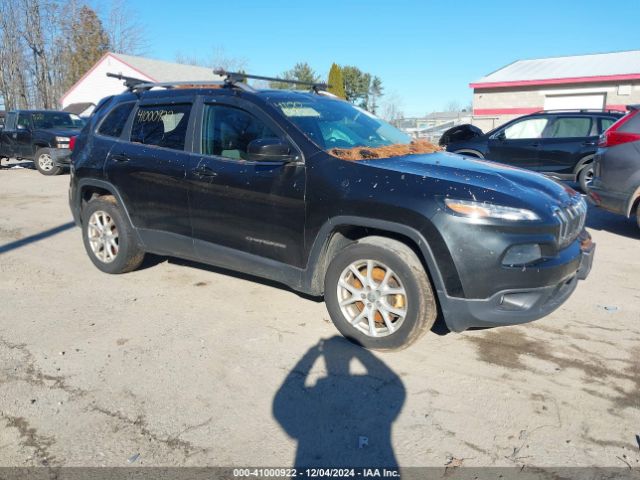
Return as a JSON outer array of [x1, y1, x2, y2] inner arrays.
[[34, 148, 62, 176], [324, 236, 437, 351], [636, 205, 640, 230], [578, 163, 594, 192], [81, 195, 145, 274]]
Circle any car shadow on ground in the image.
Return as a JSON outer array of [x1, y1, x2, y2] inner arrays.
[[273, 336, 404, 469], [585, 204, 640, 240], [143, 254, 454, 335]]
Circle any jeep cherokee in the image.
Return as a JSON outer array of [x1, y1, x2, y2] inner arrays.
[[68, 72, 595, 350]]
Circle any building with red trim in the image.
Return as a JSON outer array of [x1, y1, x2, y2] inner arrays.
[[60, 52, 223, 114], [470, 50, 640, 131]]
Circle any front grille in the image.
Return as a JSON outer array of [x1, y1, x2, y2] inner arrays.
[[554, 196, 587, 248]]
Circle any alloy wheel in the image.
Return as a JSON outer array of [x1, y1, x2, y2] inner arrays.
[[336, 259, 408, 337], [87, 210, 119, 263], [38, 153, 54, 171]]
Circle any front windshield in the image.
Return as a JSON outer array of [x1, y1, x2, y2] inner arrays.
[[269, 95, 411, 150], [32, 112, 83, 129]]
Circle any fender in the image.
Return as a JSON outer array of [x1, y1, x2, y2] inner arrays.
[[74, 178, 144, 246], [301, 216, 452, 300]]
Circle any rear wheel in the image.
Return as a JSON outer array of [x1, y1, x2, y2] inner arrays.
[[81, 196, 144, 274], [34, 148, 62, 176], [324, 236, 437, 351], [578, 164, 594, 192]]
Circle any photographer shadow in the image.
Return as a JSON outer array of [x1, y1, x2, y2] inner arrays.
[[273, 336, 405, 469]]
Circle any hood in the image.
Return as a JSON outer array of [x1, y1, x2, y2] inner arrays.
[[358, 151, 577, 215], [35, 127, 80, 136]]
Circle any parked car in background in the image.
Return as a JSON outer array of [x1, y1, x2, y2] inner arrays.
[[68, 72, 594, 350], [588, 105, 640, 227], [0, 110, 84, 175], [440, 110, 624, 191]]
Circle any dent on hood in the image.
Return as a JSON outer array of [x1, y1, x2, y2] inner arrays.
[[328, 140, 442, 161]]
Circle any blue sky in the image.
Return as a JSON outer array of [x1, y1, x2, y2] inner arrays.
[[113, 0, 639, 117]]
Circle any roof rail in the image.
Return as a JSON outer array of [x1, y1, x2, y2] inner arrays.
[[106, 72, 255, 93], [214, 69, 331, 93]]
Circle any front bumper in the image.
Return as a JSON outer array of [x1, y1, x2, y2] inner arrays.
[[50, 148, 72, 167], [442, 232, 595, 332]]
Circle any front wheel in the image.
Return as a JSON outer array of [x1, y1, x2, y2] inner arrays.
[[34, 148, 62, 176], [578, 164, 594, 192], [324, 236, 437, 351]]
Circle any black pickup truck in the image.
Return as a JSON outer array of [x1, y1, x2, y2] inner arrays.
[[0, 110, 84, 175]]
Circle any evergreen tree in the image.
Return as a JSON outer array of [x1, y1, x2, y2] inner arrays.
[[327, 63, 346, 99], [270, 62, 320, 90], [67, 6, 110, 88]]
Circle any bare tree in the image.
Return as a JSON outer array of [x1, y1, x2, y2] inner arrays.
[[210, 46, 247, 71], [105, 0, 148, 55], [0, 0, 30, 109], [380, 93, 404, 125], [444, 100, 461, 112]]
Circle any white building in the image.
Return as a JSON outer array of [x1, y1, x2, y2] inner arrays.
[[60, 52, 223, 115]]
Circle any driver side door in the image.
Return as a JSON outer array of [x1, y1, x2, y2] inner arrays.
[[189, 97, 307, 268], [486, 116, 549, 170]]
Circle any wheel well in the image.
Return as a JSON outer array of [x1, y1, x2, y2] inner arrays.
[[80, 185, 113, 210], [310, 225, 434, 295], [575, 155, 594, 174]]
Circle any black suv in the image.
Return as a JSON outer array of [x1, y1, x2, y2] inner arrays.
[[68, 72, 594, 350], [440, 110, 623, 191], [0, 110, 84, 175]]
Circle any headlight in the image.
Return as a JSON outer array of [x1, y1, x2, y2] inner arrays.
[[444, 198, 540, 221]]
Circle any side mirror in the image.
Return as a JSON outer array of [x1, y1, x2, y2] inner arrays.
[[16, 124, 29, 131], [496, 131, 506, 141], [247, 138, 294, 162]]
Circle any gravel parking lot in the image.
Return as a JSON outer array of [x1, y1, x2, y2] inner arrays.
[[0, 165, 639, 469]]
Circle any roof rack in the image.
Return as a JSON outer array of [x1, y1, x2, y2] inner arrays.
[[107, 69, 332, 95], [213, 69, 331, 93], [106, 72, 255, 93], [534, 108, 625, 114]]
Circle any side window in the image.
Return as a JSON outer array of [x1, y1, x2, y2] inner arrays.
[[202, 104, 279, 160], [599, 117, 616, 134], [130, 104, 192, 150], [17, 114, 31, 129], [502, 118, 548, 139], [545, 117, 592, 138], [5, 113, 16, 130], [97, 102, 135, 138]]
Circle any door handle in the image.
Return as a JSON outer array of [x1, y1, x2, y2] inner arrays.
[[194, 165, 217, 177], [530, 143, 540, 147], [582, 141, 597, 146], [111, 154, 129, 163]]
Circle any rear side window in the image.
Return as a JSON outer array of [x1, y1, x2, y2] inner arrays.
[[545, 117, 591, 138], [130, 104, 192, 150], [599, 117, 617, 133], [5, 113, 16, 130], [98, 102, 135, 138]]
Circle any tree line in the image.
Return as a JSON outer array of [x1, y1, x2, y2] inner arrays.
[[270, 62, 384, 115], [0, 0, 146, 111]]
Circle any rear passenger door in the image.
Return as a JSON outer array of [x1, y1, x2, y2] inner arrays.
[[105, 99, 197, 256], [537, 116, 595, 176]]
